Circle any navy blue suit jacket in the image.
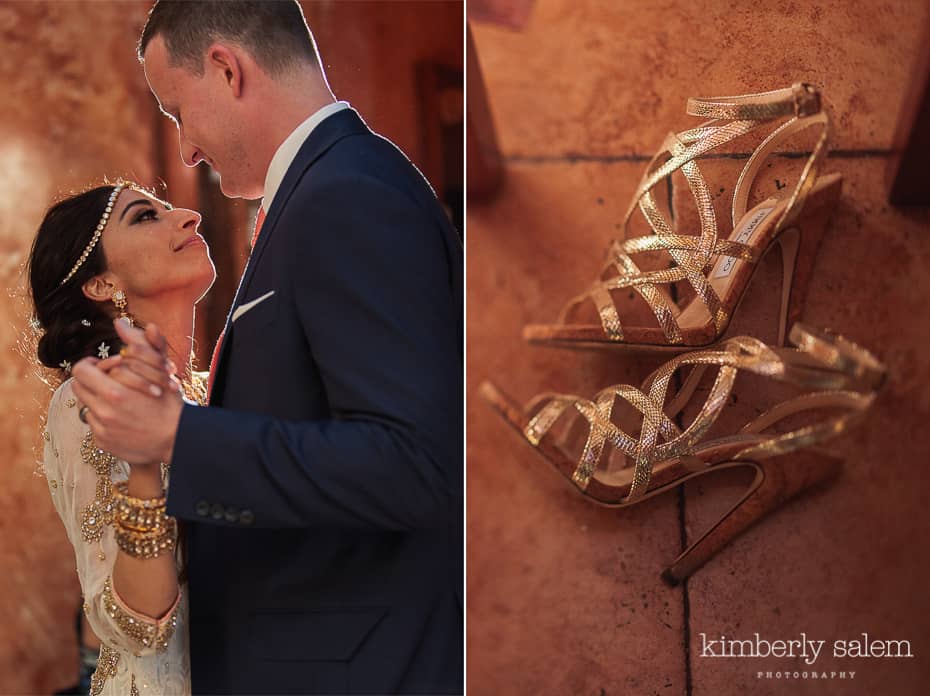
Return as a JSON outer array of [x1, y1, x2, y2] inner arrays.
[[166, 108, 463, 694]]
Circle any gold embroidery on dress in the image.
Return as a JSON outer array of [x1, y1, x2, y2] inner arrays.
[[79, 432, 118, 543], [102, 577, 179, 652], [130, 673, 140, 696], [183, 371, 208, 406], [89, 644, 119, 696]]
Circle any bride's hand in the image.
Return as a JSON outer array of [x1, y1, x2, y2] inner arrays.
[[96, 320, 177, 397], [98, 354, 179, 398], [72, 319, 184, 466]]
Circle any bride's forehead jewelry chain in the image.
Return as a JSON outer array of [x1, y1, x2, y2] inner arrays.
[[59, 184, 124, 286]]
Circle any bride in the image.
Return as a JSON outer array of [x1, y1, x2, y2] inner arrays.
[[27, 181, 215, 694]]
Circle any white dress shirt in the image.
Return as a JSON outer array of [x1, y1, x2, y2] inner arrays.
[[262, 100, 350, 214]]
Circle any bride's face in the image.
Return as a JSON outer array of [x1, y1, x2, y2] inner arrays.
[[94, 189, 216, 304]]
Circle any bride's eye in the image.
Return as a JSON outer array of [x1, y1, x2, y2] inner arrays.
[[134, 208, 158, 223]]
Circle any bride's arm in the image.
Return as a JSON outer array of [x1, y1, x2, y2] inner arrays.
[[43, 382, 180, 656], [111, 465, 180, 619]]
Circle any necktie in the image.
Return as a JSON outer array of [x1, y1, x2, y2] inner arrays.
[[250, 207, 267, 248], [206, 207, 267, 403]]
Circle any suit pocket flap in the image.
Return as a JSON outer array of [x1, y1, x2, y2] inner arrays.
[[252, 607, 387, 661]]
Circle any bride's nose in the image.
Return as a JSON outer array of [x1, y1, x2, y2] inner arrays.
[[178, 209, 202, 230]]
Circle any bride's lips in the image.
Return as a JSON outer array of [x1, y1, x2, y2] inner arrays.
[[173, 234, 205, 251]]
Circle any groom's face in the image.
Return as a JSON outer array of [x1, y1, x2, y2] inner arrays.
[[143, 35, 256, 199]]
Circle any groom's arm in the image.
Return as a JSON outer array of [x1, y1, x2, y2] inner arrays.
[[167, 173, 463, 531]]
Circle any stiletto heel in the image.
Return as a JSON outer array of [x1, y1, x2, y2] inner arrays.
[[481, 324, 884, 581], [776, 174, 843, 344], [775, 227, 801, 346], [524, 83, 840, 351], [660, 451, 842, 586]]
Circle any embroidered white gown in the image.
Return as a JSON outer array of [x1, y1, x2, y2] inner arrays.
[[43, 379, 191, 695]]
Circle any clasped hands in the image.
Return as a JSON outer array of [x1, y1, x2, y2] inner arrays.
[[71, 318, 185, 467]]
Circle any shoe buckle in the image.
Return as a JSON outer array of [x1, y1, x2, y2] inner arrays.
[[792, 83, 821, 117]]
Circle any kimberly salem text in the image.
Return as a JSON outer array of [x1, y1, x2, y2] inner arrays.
[[698, 633, 914, 665]]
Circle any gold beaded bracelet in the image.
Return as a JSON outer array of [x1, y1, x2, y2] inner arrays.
[[114, 517, 177, 560], [111, 481, 177, 559], [112, 481, 167, 509], [112, 482, 169, 529], [114, 503, 169, 534]]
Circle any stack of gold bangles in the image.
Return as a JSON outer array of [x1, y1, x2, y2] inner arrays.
[[112, 481, 177, 559]]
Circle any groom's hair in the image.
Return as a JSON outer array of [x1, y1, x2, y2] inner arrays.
[[138, 0, 320, 78]]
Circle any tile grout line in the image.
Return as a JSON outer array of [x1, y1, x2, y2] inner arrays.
[[671, 368, 694, 696], [504, 148, 891, 165], [678, 486, 694, 696], [672, 358, 694, 696], [672, 381, 694, 696], [666, 174, 693, 696]]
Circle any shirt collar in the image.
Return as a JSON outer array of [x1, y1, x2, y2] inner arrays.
[[262, 100, 350, 213]]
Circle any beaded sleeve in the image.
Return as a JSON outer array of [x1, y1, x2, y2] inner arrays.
[[43, 379, 181, 658]]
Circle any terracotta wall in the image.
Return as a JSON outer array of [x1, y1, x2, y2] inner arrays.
[[304, 0, 463, 196], [468, 1, 930, 694], [0, 1, 461, 693], [0, 2, 156, 693]]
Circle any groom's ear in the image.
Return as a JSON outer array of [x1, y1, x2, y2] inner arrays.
[[81, 274, 117, 304], [206, 43, 243, 98]]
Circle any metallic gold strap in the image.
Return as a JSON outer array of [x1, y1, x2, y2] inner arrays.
[[686, 83, 821, 121], [619, 234, 759, 261], [735, 391, 874, 461], [789, 324, 886, 389], [731, 112, 830, 231], [554, 84, 830, 346], [636, 283, 683, 344], [524, 394, 575, 446], [739, 391, 872, 436], [519, 328, 882, 502], [591, 286, 624, 340], [624, 120, 757, 223]]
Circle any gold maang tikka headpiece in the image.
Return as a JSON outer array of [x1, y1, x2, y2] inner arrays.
[[59, 184, 124, 286]]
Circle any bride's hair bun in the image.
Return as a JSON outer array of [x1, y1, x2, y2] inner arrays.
[[28, 184, 125, 373]]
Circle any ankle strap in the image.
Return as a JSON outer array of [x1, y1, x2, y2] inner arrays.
[[687, 83, 821, 121], [789, 324, 886, 391], [731, 110, 830, 230]]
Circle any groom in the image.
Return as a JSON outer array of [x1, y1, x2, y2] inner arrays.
[[72, 1, 462, 693]]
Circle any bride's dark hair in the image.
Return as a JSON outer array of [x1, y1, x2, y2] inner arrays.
[[27, 183, 134, 377]]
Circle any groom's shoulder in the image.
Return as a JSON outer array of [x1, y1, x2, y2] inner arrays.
[[297, 129, 438, 208], [309, 127, 421, 180]]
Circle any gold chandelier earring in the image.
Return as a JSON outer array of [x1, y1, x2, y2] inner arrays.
[[112, 289, 132, 326]]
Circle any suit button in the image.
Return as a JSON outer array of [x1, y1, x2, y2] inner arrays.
[[210, 503, 225, 520], [224, 506, 239, 523], [195, 500, 209, 517], [239, 509, 255, 525]]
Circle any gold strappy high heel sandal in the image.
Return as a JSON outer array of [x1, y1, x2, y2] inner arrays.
[[524, 83, 839, 351], [480, 324, 885, 584]]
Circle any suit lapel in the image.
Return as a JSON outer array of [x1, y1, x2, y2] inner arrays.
[[209, 108, 370, 403]]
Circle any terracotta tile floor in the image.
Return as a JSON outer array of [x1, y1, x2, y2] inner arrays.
[[467, 2, 930, 693]]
